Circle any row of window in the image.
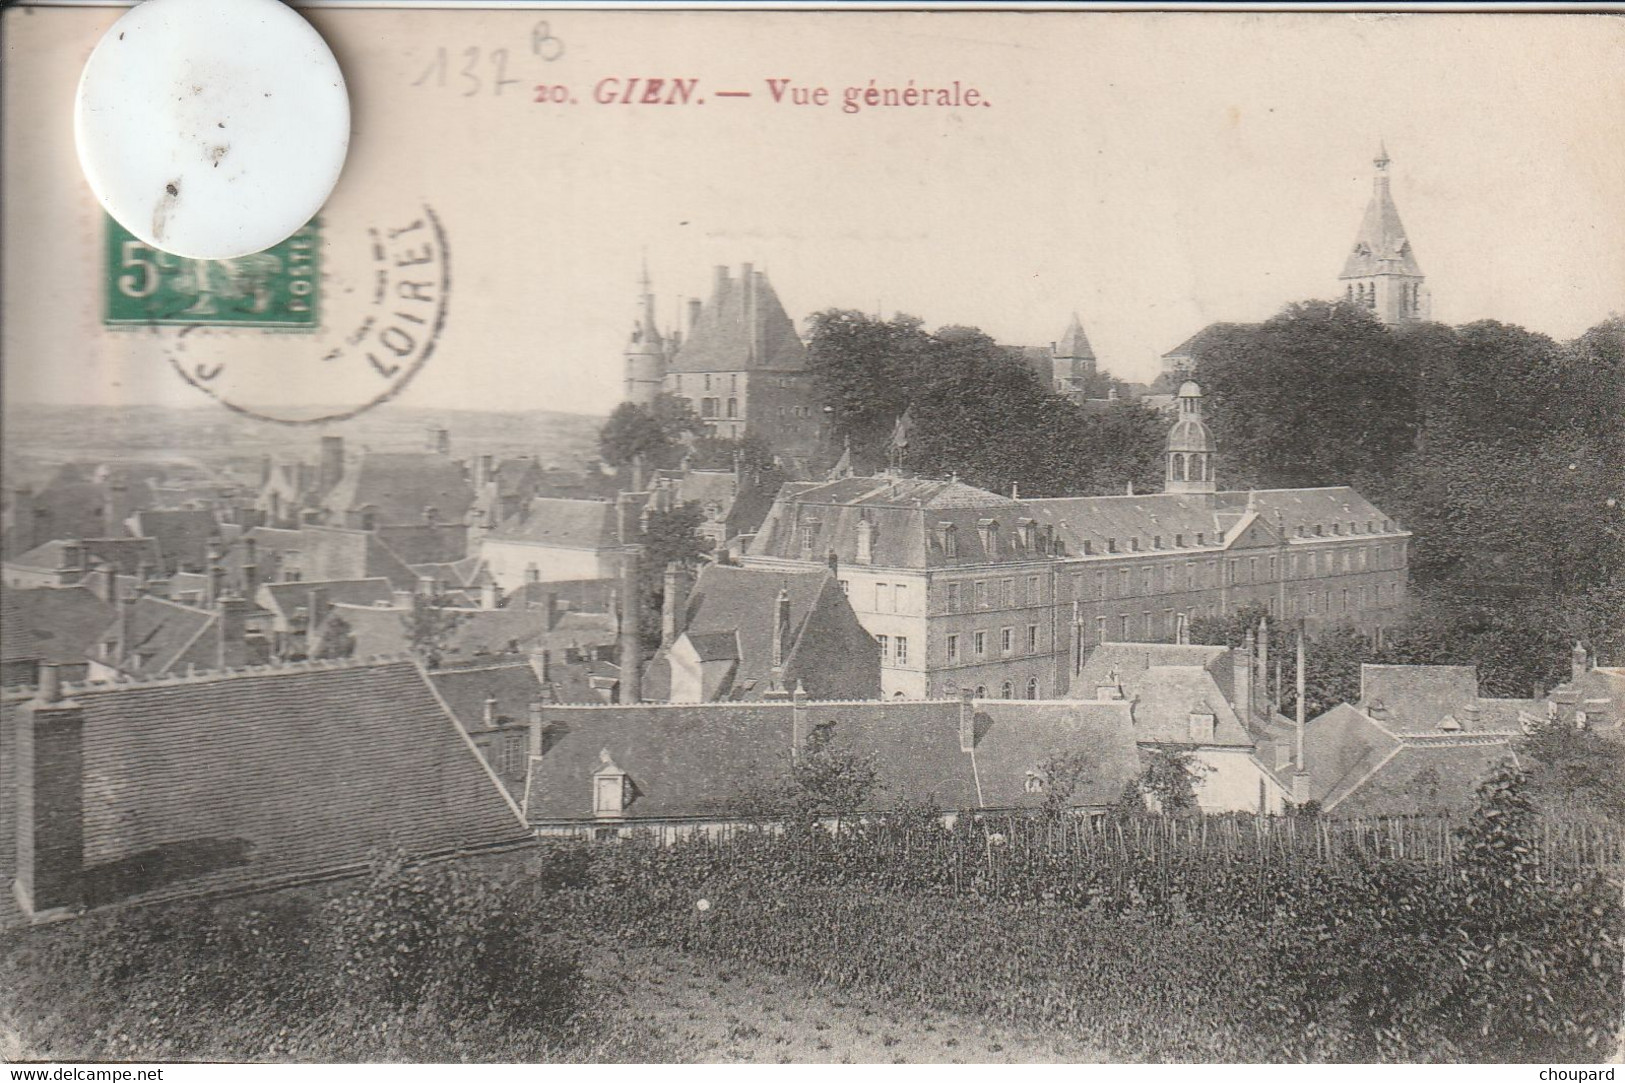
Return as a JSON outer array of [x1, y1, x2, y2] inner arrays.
[[1069, 545, 1403, 602], [875, 633, 909, 666], [697, 397, 738, 419], [673, 373, 806, 393], [942, 576, 1045, 612], [956, 677, 1043, 700], [1082, 579, 1405, 643], [1083, 519, 1396, 556], [945, 624, 1043, 665], [934, 519, 1052, 560]]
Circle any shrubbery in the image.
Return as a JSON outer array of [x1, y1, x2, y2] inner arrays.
[[0, 847, 584, 1061]]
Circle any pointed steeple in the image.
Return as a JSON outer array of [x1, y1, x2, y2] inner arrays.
[[1338, 144, 1427, 325], [622, 260, 666, 407], [1055, 312, 1095, 361]]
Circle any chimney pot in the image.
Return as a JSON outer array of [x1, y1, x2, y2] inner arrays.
[[37, 663, 63, 704]]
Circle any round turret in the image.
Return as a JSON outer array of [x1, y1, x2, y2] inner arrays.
[[1164, 381, 1216, 493]]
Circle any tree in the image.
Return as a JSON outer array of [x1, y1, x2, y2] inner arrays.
[[1137, 746, 1207, 817], [1032, 749, 1100, 822], [313, 615, 356, 661], [804, 311, 1166, 497], [1520, 717, 1625, 824], [634, 501, 708, 651], [598, 393, 702, 479], [402, 595, 461, 668], [686, 432, 777, 475], [735, 726, 880, 835]]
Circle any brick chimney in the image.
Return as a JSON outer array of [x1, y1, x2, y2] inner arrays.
[[617, 544, 643, 703], [15, 663, 86, 916], [959, 688, 977, 752], [218, 596, 251, 668], [1231, 630, 1254, 721], [306, 586, 331, 635], [1255, 617, 1270, 716], [89, 561, 118, 603], [771, 586, 792, 669], [791, 680, 808, 757], [481, 580, 501, 610], [242, 537, 260, 601], [660, 562, 688, 646]]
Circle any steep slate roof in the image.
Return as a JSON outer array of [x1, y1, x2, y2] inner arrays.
[[321, 452, 475, 527], [429, 661, 545, 731], [1215, 487, 1400, 540], [298, 526, 420, 591], [524, 697, 1144, 824], [325, 603, 413, 657], [5, 537, 163, 576], [2, 660, 527, 910], [376, 523, 468, 565], [749, 477, 1035, 569], [486, 498, 623, 548], [666, 265, 807, 373], [1300, 698, 1518, 815], [1330, 742, 1516, 818], [1055, 312, 1095, 360], [1357, 664, 1486, 733], [0, 586, 116, 671], [1341, 153, 1423, 279], [1161, 322, 1250, 364], [98, 595, 221, 678], [127, 509, 221, 571], [258, 578, 394, 624], [1028, 494, 1232, 556], [963, 700, 1141, 809], [1071, 643, 1251, 748]]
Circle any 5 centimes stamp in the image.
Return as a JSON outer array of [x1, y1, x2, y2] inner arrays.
[[163, 204, 450, 425], [104, 214, 321, 327]]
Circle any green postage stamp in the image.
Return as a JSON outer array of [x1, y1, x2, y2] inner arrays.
[[103, 215, 320, 328]]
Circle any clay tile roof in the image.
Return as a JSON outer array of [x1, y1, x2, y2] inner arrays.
[[1328, 742, 1514, 817], [1, 661, 526, 910]]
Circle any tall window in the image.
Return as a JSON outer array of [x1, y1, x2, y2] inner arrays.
[[1027, 624, 1039, 653], [1001, 579, 1015, 607], [1001, 680, 1014, 700], [943, 526, 958, 559], [894, 636, 908, 665], [1026, 677, 1039, 700], [1001, 627, 1014, 654], [975, 581, 988, 608], [875, 582, 889, 611], [1027, 575, 1041, 605], [1095, 615, 1107, 643], [876, 634, 890, 662], [946, 634, 959, 663], [974, 631, 987, 657], [893, 583, 908, 614], [945, 582, 961, 612], [726, 397, 738, 419]]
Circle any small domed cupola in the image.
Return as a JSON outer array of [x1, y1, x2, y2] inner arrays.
[[1165, 381, 1216, 494]]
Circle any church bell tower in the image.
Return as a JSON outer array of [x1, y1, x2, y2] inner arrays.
[[622, 262, 666, 407], [1338, 143, 1429, 326]]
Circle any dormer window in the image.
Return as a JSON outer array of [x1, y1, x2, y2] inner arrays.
[[1024, 771, 1045, 795], [1153, 535, 1163, 550], [1187, 707, 1216, 743], [939, 522, 958, 559], [1195, 532, 1205, 546], [1130, 538, 1141, 552], [1020, 519, 1038, 552], [1174, 533, 1184, 548], [593, 750, 632, 818], [1315, 524, 1324, 537], [799, 521, 819, 559], [979, 519, 999, 558]]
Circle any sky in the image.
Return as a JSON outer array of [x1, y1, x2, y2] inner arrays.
[[5, 9, 1623, 419]]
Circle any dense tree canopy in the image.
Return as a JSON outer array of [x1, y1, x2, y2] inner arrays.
[[1188, 304, 1624, 698], [805, 310, 1165, 497], [597, 393, 703, 476]]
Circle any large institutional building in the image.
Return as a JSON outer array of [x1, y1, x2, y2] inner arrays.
[[621, 263, 827, 466], [743, 382, 1409, 699]]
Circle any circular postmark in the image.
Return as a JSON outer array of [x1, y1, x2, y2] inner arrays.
[[150, 204, 450, 425]]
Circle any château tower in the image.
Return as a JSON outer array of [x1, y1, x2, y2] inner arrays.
[[622, 263, 666, 407], [1339, 143, 1429, 326], [1165, 381, 1216, 495], [1051, 311, 1097, 396]]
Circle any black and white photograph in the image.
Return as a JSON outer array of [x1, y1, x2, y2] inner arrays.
[[1, 2, 1621, 1068]]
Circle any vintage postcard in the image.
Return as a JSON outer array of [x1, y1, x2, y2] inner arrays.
[[2, 3, 1623, 1067]]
